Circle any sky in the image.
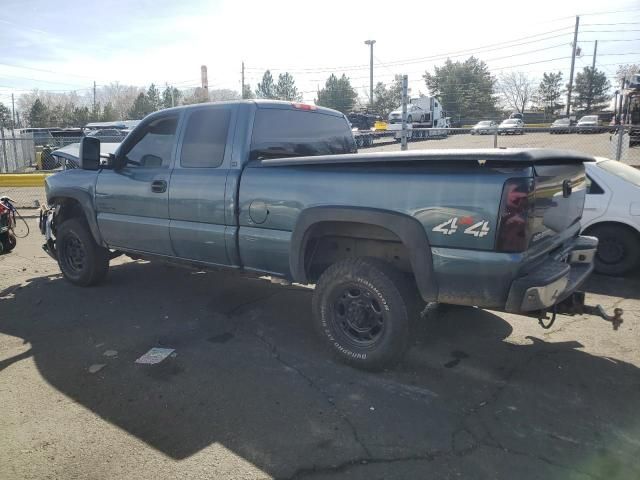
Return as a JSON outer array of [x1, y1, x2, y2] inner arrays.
[[1, 0, 639, 107]]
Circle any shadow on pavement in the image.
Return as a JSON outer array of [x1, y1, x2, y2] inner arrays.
[[1, 261, 639, 479], [583, 270, 640, 300]]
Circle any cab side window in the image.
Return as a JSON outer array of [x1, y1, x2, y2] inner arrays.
[[180, 108, 231, 168], [124, 116, 178, 168]]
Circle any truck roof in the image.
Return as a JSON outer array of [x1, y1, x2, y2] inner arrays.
[[261, 148, 595, 166], [157, 100, 345, 118]]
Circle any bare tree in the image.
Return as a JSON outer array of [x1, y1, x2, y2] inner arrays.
[[498, 72, 536, 114]]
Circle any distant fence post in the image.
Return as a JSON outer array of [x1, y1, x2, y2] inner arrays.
[[401, 75, 408, 151], [0, 128, 8, 173], [493, 128, 498, 148], [10, 128, 18, 170], [615, 124, 625, 161]]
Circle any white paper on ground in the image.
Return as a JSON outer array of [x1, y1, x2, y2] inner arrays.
[[135, 347, 175, 365]]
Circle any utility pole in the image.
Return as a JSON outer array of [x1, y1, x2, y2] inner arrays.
[[566, 15, 580, 117], [241, 61, 245, 99], [93, 80, 97, 114], [401, 75, 408, 151], [586, 40, 598, 112], [364, 39, 376, 109], [11, 93, 16, 128]]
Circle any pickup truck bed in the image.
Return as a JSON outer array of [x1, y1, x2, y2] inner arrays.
[[42, 100, 605, 370]]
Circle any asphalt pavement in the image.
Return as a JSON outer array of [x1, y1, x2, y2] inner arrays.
[[1, 219, 639, 480]]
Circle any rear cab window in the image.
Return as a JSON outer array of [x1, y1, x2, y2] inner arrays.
[[250, 107, 356, 160]]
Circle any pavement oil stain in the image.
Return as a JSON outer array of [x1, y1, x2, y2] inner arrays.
[[208, 332, 234, 344], [444, 350, 470, 368]]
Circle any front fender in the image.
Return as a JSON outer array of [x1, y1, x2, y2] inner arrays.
[[46, 171, 104, 246]]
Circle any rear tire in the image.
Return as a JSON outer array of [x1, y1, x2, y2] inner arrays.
[[57, 218, 110, 286], [1, 232, 16, 253], [589, 225, 640, 276], [312, 258, 420, 371]]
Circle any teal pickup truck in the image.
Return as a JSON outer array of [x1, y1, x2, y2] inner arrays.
[[41, 100, 616, 370]]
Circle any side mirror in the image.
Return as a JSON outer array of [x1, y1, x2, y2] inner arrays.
[[79, 137, 101, 170]]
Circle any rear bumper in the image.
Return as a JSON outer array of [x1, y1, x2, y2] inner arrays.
[[504, 235, 597, 313]]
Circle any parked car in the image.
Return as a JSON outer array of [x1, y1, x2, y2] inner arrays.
[[509, 112, 524, 120], [582, 158, 640, 275], [86, 128, 128, 141], [470, 120, 497, 135], [40, 100, 608, 370], [498, 118, 524, 135], [550, 118, 575, 134], [577, 115, 602, 133]]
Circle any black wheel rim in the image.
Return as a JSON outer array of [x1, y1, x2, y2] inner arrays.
[[598, 238, 625, 265], [330, 283, 386, 348], [61, 232, 86, 273]]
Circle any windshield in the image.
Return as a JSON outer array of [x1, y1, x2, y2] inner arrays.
[[554, 119, 569, 124], [502, 119, 518, 125], [477, 121, 492, 126], [580, 116, 598, 122], [597, 160, 640, 187]]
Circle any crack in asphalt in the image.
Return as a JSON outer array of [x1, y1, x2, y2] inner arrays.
[[280, 453, 442, 480], [249, 329, 372, 460], [222, 293, 609, 480]]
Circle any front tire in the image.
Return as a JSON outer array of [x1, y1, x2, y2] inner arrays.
[[590, 225, 640, 276], [57, 218, 110, 286], [312, 258, 419, 371]]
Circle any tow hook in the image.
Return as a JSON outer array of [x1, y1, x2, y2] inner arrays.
[[556, 291, 624, 331]]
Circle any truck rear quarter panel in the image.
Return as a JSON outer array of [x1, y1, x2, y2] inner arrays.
[[238, 163, 532, 304]]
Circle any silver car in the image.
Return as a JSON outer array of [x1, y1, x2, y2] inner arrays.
[[498, 119, 524, 135], [470, 120, 497, 135]]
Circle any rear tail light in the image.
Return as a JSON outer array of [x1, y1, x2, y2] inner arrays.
[[496, 177, 535, 253]]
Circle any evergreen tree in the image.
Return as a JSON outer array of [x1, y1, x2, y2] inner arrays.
[[29, 99, 49, 127], [316, 74, 358, 113], [256, 70, 277, 99], [424, 57, 497, 119], [572, 67, 611, 113], [275, 72, 301, 101]]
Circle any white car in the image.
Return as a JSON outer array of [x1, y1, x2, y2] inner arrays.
[[388, 104, 427, 124], [581, 158, 640, 275]]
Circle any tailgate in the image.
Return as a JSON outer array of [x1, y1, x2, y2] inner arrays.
[[529, 163, 586, 249]]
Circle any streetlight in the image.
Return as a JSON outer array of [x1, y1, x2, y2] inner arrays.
[[364, 39, 376, 109]]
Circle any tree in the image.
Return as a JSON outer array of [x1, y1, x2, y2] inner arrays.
[[573, 67, 611, 113], [162, 86, 181, 109], [147, 84, 162, 111], [424, 57, 497, 120], [128, 92, 152, 120], [372, 75, 403, 116], [256, 70, 277, 99], [181, 87, 209, 105], [0, 102, 11, 127], [209, 89, 241, 102], [29, 99, 49, 127], [72, 106, 91, 126], [498, 72, 536, 114], [242, 84, 254, 99], [275, 72, 301, 101], [534, 71, 564, 118], [102, 102, 118, 121], [615, 64, 639, 87], [316, 74, 358, 113]]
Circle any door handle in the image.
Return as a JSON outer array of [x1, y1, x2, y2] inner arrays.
[[151, 180, 167, 193]]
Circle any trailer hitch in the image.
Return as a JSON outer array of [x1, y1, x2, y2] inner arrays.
[[555, 291, 624, 331]]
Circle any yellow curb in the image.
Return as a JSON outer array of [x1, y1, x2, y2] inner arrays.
[[0, 173, 52, 187]]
